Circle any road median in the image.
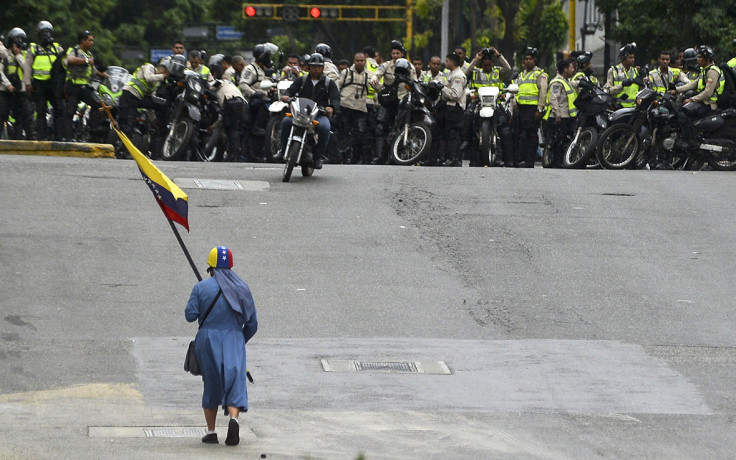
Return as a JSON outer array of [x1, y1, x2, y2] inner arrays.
[[0, 139, 115, 158]]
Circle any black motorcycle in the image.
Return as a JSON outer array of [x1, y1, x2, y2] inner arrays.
[[388, 79, 438, 165], [281, 97, 321, 182], [563, 78, 615, 168], [161, 71, 209, 161]]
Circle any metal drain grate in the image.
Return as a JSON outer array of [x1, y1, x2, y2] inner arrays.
[[321, 359, 451, 374], [144, 428, 207, 438], [356, 361, 418, 372], [174, 178, 270, 191]]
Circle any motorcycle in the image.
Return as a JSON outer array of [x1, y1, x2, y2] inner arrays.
[[389, 78, 437, 165], [563, 78, 615, 169], [73, 66, 130, 144], [471, 83, 518, 166], [643, 89, 736, 171], [161, 70, 210, 161], [265, 79, 294, 161], [281, 97, 321, 182]]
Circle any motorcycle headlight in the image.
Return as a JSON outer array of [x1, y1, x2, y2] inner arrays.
[[481, 95, 496, 105], [293, 111, 311, 125]]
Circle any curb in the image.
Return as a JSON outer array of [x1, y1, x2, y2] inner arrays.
[[0, 140, 115, 158]]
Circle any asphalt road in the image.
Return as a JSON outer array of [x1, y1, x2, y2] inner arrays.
[[1, 155, 735, 459]]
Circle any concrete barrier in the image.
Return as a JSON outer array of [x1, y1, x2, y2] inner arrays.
[[0, 139, 115, 158]]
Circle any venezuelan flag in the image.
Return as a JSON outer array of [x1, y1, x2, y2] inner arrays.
[[113, 126, 190, 231]]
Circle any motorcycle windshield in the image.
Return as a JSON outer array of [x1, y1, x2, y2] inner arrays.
[[105, 66, 131, 93], [291, 97, 318, 126]]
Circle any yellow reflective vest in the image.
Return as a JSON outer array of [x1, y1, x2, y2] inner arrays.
[[544, 75, 577, 120], [517, 68, 547, 106]]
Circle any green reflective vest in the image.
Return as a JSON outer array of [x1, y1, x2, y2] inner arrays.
[[366, 58, 379, 100], [698, 65, 725, 103], [573, 71, 598, 86], [193, 65, 210, 76], [728, 57, 736, 73], [30, 42, 63, 81], [471, 67, 503, 90], [128, 63, 155, 98], [611, 64, 639, 107], [544, 75, 577, 120], [647, 67, 681, 94], [64, 46, 93, 85], [4, 51, 27, 82], [517, 68, 546, 106]]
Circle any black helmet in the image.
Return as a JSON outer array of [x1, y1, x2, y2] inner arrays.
[[682, 47, 698, 70], [394, 58, 411, 76], [697, 45, 715, 61], [315, 43, 331, 59], [253, 42, 278, 67], [7, 27, 27, 49], [307, 53, 325, 67], [576, 51, 592, 66], [169, 54, 187, 78], [523, 47, 538, 60], [390, 40, 406, 53], [208, 54, 224, 78], [619, 42, 636, 58]]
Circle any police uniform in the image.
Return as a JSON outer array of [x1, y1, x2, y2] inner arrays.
[[60, 43, 102, 141], [0, 48, 34, 139], [213, 78, 247, 160], [239, 62, 272, 160], [544, 73, 577, 167], [222, 66, 237, 84], [677, 64, 724, 112], [514, 66, 548, 167], [118, 62, 167, 139], [323, 59, 340, 82], [604, 63, 639, 108], [338, 64, 373, 163], [369, 59, 418, 164], [438, 66, 467, 166], [27, 40, 64, 139], [647, 66, 689, 94]]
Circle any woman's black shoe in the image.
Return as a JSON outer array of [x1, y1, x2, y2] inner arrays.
[[202, 433, 219, 444], [225, 419, 240, 446]]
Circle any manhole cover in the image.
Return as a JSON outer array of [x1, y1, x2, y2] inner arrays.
[[174, 178, 270, 191], [321, 359, 451, 374]]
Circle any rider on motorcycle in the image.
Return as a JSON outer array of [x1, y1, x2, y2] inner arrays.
[[279, 53, 341, 169]]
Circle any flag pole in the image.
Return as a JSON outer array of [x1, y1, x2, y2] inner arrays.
[[167, 218, 202, 282]]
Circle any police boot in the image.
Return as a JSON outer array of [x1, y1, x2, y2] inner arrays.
[[442, 140, 462, 167], [370, 140, 386, 165]]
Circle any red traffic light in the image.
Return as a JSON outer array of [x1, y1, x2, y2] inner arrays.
[[310, 7, 321, 18], [244, 5, 256, 17]]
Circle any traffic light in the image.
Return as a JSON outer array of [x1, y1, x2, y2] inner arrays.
[[242, 4, 274, 18], [309, 7, 321, 18]]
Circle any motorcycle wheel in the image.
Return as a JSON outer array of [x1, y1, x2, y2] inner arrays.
[[480, 119, 500, 166], [596, 124, 639, 170], [563, 127, 598, 169], [390, 122, 432, 165], [265, 116, 283, 162], [282, 142, 299, 182], [162, 117, 195, 161], [541, 143, 554, 168], [110, 130, 129, 160], [200, 127, 225, 162], [301, 166, 314, 177]]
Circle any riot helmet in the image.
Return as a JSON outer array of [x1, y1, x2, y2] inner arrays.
[[682, 48, 698, 70], [169, 54, 187, 78], [7, 27, 28, 50], [394, 58, 411, 77], [315, 43, 331, 59], [576, 51, 592, 66], [619, 42, 636, 59], [36, 21, 53, 45], [523, 47, 539, 60], [208, 54, 224, 78], [307, 53, 325, 67], [697, 45, 715, 61], [390, 40, 406, 53]]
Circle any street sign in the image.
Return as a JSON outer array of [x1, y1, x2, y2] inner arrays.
[[216, 25, 244, 40], [151, 49, 171, 63]]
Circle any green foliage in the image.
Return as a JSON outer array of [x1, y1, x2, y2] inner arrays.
[[514, 0, 568, 67]]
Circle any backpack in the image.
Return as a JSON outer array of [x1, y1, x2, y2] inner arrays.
[[51, 47, 68, 99], [716, 62, 736, 108]]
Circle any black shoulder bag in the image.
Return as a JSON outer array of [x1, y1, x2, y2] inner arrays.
[[184, 290, 222, 376]]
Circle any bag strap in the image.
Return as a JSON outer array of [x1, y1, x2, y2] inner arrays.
[[198, 290, 222, 330]]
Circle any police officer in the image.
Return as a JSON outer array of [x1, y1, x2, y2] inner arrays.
[[728, 39, 736, 72], [544, 59, 577, 168], [647, 50, 689, 94], [422, 56, 447, 83], [279, 53, 340, 170], [465, 47, 512, 166], [208, 54, 248, 161], [604, 43, 642, 108], [337, 52, 373, 164], [240, 42, 278, 161], [439, 52, 467, 167], [362, 46, 381, 157], [117, 58, 169, 156], [0, 28, 34, 140], [513, 47, 548, 168], [453, 46, 471, 72], [26, 21, 64, 140], [369, 40, 416, 164], [59, 30, 109, 142], [280, 54, 302, 81], [681, 48, 701, 81], [572, 51, 599, 87], [188, 50, 210, 76], [315, 43, 340, 81]]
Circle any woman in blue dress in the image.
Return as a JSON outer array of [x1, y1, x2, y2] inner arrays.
[[185, 246, 258, 446]]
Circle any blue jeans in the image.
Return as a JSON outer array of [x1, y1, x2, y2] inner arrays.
[[280, 114, 331, 159]]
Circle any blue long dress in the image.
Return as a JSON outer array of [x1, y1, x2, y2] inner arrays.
[[185, 276, 258, 413]]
